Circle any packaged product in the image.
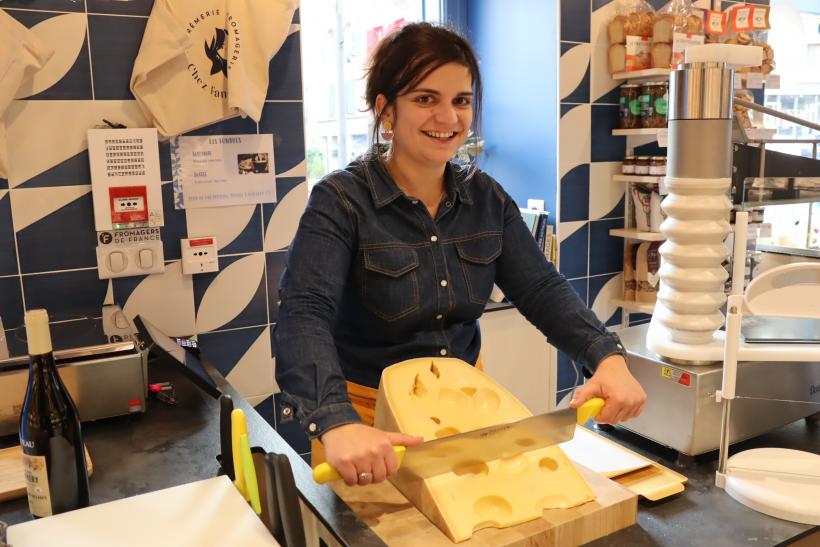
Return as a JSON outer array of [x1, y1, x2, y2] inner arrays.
[[722, 4, 775, 75], [623, 243, 638, 301], [650, 190, 666, 232], [733, 90, 754, 129], [636, 241, 662, 303], [619, 84, 642, 129], [653, 0, 705, 67], [632, 185, 652, 232], [608, 0, 655, 73]]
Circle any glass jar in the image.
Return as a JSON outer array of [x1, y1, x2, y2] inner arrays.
[[649, 156, 667, 176], [619, 84, 641, 129], [635, 156, 651, 175], [640, 81, 668, 128], [622, 156, 636, 174]]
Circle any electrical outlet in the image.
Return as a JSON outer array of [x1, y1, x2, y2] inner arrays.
[[181, 237, 219, 275], [96, 236, 165, 279]]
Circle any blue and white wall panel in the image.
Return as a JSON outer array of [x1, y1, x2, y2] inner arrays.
[[0, 4, 309, 454]]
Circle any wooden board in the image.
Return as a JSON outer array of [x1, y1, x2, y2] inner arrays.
[[575, 428, 687, 501], [331, 464, 637, 546], [0, 444, 94, 502]]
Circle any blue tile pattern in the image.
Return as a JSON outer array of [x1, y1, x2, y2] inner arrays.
[[16, 191, 97, 273], [560, 164, 590, 222], [589, 220, 624, 276], [0, 277, 24, 330], [3, 4, 305, 451], [561, 0, 590, 43], [560, 42, 590, 104], [558, 224, 588, 280], [590, 105, 625, 162], [0, 194, 17, 276]]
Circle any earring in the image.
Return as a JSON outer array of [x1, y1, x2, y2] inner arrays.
[[380, 120, 394, 142]]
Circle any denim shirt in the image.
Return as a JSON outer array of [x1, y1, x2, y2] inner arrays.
[[275, 152, 626, 439]]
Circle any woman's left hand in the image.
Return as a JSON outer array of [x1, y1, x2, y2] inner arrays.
[[569, 354, 646, 424]]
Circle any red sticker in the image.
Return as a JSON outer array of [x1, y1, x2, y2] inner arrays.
[[189, 238, 214, 247], [109, 186, 148, 223]]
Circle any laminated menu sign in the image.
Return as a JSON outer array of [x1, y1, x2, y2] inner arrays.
[[171, 134, 276, 209]]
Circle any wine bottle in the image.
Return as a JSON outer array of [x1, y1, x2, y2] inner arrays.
[[18, 309, 90, 517]]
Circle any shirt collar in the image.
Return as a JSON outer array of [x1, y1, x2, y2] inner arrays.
[[361, 152, 474, 209]]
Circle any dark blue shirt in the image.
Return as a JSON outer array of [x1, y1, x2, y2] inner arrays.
[[275, 152, 625, 438]]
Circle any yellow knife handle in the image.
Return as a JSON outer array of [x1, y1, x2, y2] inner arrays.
[[313, 445, 407, 484], [577, 397, 606, 424]]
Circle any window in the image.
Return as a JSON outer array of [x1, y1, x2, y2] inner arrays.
[[756, 1, 820, 251], [300, 0, 442, 186]]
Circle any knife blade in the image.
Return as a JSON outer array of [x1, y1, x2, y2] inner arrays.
[[313, 397, 604, 483]]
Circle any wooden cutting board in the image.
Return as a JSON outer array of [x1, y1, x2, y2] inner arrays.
[[0, 444, 94, 502], [331, 464, 637, 546]]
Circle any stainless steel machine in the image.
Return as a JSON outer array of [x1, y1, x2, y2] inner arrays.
[[0, 305, 148, 437], [620, 322, 819, 456]]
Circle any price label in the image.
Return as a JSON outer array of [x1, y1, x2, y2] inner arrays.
[[765, 74, 780, 89], [657, 128, 668, 148], [733, 6, 752, 31], [745, 73, 764, 89]]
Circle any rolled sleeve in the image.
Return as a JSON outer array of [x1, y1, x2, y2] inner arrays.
[[274, 178, 359, 438]]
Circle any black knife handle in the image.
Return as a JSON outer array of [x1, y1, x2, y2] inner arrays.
[[219, 395, 235, 481], [270, 453, 306, 547]]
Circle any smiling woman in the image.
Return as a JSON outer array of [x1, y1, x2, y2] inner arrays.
[[275, 22, 646, 489]]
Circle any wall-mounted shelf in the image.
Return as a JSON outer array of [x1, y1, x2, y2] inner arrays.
[[610, 228, 666, 242], [610, 298, 656, 315], [611, 68, 671, 82], [612, 128, 666, 137], [613, 174, 664, 184]]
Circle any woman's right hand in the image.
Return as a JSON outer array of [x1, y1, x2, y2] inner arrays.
[[320, 423, 424, 486]]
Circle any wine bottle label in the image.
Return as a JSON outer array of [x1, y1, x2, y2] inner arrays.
[[22, 453, 53, 517]]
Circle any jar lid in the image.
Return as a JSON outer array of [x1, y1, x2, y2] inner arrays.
[[644, 80, 667, 86], [650, 156, 667, 160], [624, 155, 636, 160], [621, 84, 641, 88], [636, 156, 651, 160]]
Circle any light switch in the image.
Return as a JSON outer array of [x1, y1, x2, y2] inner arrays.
[[109, 251, 126, 273], [139, 248, 154, 269]]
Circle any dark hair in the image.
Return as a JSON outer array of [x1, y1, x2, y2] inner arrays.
[[364, 22, 482, 162]]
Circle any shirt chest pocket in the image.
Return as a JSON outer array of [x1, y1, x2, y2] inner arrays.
[[456, 234, 503, 305], [361, 247, 420, 322]]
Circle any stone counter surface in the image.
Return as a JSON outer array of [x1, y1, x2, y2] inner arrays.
[[1, 354, 817, 546]]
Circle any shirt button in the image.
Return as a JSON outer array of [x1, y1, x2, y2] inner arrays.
[[440, 279, 448, 287], [282, 407, 292, 417], [430, 235, 438, 242], [308, 423, 317, 433], [436, 314, 443, 320], [446, 201, 452, 207], [440, 348, 448, 356], [411, 199, 419, 205]]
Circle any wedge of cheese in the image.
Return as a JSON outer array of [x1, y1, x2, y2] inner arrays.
[[374, 358, 595, 543]]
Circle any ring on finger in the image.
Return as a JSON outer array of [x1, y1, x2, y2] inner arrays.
[[357, 471, 372, 484]]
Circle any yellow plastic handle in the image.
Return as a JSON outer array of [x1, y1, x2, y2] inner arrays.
[[576, 397, 606, 425], [313, 445, 406, 484]]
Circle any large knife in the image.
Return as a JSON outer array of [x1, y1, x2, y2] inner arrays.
[[313, 397, 605, 483]]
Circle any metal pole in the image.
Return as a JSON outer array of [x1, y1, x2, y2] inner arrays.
[[813, 143, 817, 160], [735, 98, 820, 132], [758, 142, 766, 178]]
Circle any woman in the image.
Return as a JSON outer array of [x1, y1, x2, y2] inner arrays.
[[275, 22, 646, 487]]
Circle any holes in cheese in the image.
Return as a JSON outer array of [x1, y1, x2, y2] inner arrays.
[[411, 374, 428, 398], [539, 457, 559, 472], [515, 438, 537, 447], [429, 417, 441, 424], [435, 426, 461, 438], [453, 461, 490, 477], [460, 386, 477, 396], [430, 361, 440, 378], [473, 496, 513, 520], [472, 388, 501, 412], [438, 388, 470, 408]]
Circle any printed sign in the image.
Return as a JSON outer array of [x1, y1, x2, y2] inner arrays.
[[171, 134, 277, 209]]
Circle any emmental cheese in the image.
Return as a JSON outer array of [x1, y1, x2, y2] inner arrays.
[[374, 358, 595, 543]]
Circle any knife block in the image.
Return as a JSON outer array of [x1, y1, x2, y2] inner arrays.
[[216, 448, 306, 547], [374, 358, 595, 543]]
